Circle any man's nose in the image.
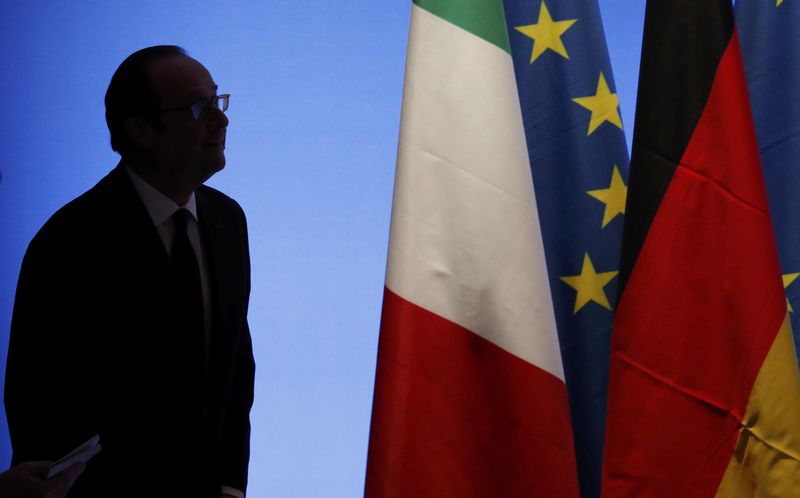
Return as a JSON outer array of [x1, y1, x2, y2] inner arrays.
[[209, 105, 229, 128]]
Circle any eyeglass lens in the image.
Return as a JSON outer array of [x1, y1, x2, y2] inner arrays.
[[190, 95, 229, 120]]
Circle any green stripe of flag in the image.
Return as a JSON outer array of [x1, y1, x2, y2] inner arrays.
[[413, 0, 510, 52]]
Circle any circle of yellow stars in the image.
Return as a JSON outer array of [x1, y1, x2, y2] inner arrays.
[[513, 0, 794, 316], [512, 0, 626, 314], [513, 1, 623, 136]]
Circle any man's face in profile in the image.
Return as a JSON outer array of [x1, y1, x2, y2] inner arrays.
[[149, 55, 228, 186]]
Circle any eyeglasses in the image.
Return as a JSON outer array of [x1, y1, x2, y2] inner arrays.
[[160, 94, 230, 121]]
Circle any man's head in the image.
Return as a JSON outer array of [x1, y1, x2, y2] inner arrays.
[[105, 46, 228, 200]]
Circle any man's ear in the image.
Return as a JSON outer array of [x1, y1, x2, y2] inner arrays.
[[124, 116, 158, 149]]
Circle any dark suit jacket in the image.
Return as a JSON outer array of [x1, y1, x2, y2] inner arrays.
[[5, 164, 255, 497]]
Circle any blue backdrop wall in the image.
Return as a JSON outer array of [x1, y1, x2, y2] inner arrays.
[[0, 1, 644, 495]]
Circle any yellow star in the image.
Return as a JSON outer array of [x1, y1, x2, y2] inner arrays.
[[514, 1, 577, 64], [572, 72, 623, 135], [777, 0, 784, 6], [783, 272, 799, 312], [560, 253, 619, 314], [587, 165, 628, 228]]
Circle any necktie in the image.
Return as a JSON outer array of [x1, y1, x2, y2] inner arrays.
[[171, 209, 205, 379]]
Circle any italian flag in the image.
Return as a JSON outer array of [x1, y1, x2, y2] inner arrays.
[[364, 1, 579, 496]]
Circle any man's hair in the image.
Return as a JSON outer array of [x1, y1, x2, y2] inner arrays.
[[105, 45, 187, 156]]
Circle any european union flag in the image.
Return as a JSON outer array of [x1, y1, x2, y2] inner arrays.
[[502, 1, 629, 496], [736, 0, 800, 361]]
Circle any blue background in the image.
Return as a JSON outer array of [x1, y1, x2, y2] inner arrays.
[[0, 1, 645, 495]]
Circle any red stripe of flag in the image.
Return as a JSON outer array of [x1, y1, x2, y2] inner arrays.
[[603, 14, 785, 498], [366, 288, 579, 497]]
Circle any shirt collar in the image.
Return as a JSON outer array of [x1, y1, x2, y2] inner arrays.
[[126, 165, 198, 226]]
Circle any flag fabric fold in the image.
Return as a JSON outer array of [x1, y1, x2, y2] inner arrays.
[[602, 1, 800, 497], [502, 1, 629, 496], [364, 1, 579, 496]]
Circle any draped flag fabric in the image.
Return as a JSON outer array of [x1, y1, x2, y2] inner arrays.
[[364, 0, 579, 496], [736, 0, 800, 365], [602, 1, 800, 497], [503, 1, 629, 496]]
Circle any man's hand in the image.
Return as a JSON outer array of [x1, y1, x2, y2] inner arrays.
[[0, 461, 85, 498]]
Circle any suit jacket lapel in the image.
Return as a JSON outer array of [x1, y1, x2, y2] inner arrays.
[[105, 163, 175, 290]]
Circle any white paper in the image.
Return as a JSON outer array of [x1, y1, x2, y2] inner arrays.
[[46, 434, 101, 479]]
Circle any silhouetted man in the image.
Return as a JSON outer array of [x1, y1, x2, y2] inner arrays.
[[5, 45, 255, 498]]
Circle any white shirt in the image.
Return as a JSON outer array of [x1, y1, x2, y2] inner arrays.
[[126, 166, 245, 498]]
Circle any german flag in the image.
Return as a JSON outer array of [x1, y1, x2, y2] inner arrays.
[[602, 1, 800, 497]]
